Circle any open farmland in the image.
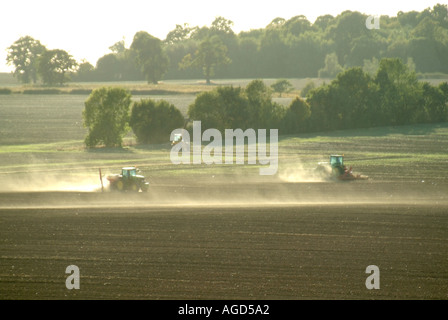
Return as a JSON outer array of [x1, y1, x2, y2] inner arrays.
[[0, 93, 194, 145], [1, 89, 448, 300]]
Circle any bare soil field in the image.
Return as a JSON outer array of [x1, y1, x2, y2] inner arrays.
[[1, 91, 447, 300], [1, 178, 447, 300]]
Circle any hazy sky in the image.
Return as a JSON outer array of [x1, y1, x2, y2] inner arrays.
[[0, 0, 443, 72]]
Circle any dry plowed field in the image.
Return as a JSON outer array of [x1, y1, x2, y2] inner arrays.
[[1, 179, 447, 300]]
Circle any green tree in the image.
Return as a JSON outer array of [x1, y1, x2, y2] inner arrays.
[[6, 36, 46, 84], [305, 83, 333, 131], [287, 33, 326, 78], [109, 39, 126, 54], [266, 17, 286, 29], [180, 35, 231, 84], [165, 23, 195, 44], [188, 86, 248, 132], [347, 35, 383, 67], [210, 16, 235, 35], [130, 99, 185, 144], [245, 79, 285, 129], [284, 15, 312, 36], [431, 3, 448, 28], [95, 39, 143, 81], [131, 31, 169, 84], [328, 11, 368, 66], [300, 80, 316, 97], [258, 28, 288, 77], [187, 90, 225, 131], [38, 49, 78, 85], [439, 82, 448, 98], [318, 52, 344, 78], [216, 86, 250, 129], [83, 87, 132, 147], [95, 53, 121, 80], [188, 81, 284, 133], [74, 59, 94, 81], [307, 67, 379, 131], [363, 57, 380, 76], [233, 37, 259, 78], [271, 79, 293, 97], [282, 96, 311, 133], [164, 40, 201, 79], [333, 67, 377, 128], [313, 14, 335, 31], [161, 7, 448, 81], [421, 82, 448, 122], [374, 58, 422, 125], [397, 10, 419, 28]]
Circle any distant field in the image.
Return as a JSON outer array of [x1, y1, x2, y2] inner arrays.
[[0, 73, 324, 94], [1, 72, 447, 92], [0, 93, 292, 145], [1, 77, 448, 186], [1, 86, 447, 186], [0, 94, 194, 145], [1, 75, 448, 300]]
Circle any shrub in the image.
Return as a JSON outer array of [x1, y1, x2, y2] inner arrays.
[[23, 89, 61, 94], [281, 97, 311, 134], [83, 87, 132, 148], [300, 80, 315, 97], [69, 89, 92, 95], [130, 98, 185, 144], [0, 88, 12, 94]]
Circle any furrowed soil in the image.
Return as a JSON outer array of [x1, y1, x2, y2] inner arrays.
[[1, 178, 447, 300], [1, 90, 448, 300]]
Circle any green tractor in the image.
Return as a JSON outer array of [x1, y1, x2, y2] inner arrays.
[[316, 155, 368, 181], [171, 133, 183, 146], [106, 166, 149, 192]]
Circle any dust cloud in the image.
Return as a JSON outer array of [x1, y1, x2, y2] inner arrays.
[[0, 166, 447, 209], [0, 172, 104, 192], [277, 161, 330, 183]]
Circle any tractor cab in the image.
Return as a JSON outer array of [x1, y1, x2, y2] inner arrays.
[[171, 133, 183, 145], [330, 155, 344, 167], [122, 167, 137, 178], [330, 155, 345, 175], [107, 166, 149, 192], [315, 154, 368, 181], [171, 132, 190, 151]]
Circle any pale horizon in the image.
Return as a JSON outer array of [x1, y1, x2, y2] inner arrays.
[[1, 0, 444, 73]]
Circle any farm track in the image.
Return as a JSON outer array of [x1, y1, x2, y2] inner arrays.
[[1, 180, 447, 299]]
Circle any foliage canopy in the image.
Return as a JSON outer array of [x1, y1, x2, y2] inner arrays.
[[83, 87, 132, 148], [130, 99, 185, 144]]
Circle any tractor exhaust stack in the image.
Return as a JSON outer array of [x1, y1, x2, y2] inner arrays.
[[99, 168, 104, 192]]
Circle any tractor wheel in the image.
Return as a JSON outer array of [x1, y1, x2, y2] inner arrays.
[[116, 180, 124, 191], [130, 183, 139, 192]]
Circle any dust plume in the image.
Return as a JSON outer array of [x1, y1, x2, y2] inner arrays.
[[0, 171, 104, 192], [278, 160, 329, 183]]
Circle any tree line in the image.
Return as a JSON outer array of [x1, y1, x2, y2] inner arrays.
[[6, 36, 77, 85], [306, 59, 448, 132], [82, 58, 448, 148], [82, 79, 310, 148], [6, 4, 448, 85]]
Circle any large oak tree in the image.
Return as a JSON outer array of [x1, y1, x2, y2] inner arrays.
[[130, 31, 169, 84], [6, 36, 46, 84], [38, 49, 77, 86]]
